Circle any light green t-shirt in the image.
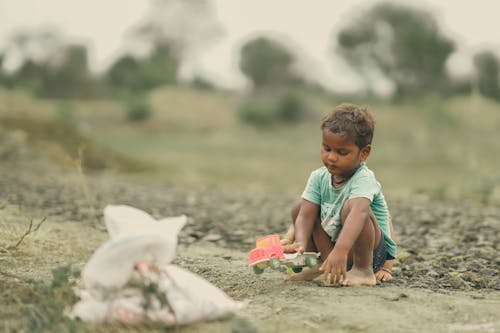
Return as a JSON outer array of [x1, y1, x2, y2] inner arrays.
[[301, 163, 397, 258]]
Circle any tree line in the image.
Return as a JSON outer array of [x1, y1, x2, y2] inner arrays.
[[0, 1, 499, 102]]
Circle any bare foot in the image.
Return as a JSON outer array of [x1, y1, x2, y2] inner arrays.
[[284, 267, 322, 282], [341, 267, 376, 286]]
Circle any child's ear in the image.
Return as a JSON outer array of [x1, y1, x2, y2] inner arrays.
[[360, 144, 371, 161]]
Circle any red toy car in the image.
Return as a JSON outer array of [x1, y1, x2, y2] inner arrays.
[[248, 234, 319, 274]]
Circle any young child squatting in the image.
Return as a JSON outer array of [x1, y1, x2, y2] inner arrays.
[[282, 103, 397, 286]]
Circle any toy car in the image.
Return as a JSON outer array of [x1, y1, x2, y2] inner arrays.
[[248, 234, 320, 274]]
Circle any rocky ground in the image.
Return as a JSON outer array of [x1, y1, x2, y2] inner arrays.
[[1, 129, 499, 332]]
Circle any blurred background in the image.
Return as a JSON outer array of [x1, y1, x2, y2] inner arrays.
[[1, 0, 500, 204]]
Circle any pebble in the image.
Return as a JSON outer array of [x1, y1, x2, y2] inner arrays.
[[203, 234, 223, 242], [397, 252, 413, 263]]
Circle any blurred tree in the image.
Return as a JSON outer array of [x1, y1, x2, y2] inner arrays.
[[0, 29, 62, 92], [473, 50, 500, 100], [2, 29, 63, 71], [237, 91, 307, 127], [0, 30, 101, 98], [46, 45, 100, 98], [336, 2, 455, 98], [0, 53, 5, 86], [132, 0, 223, 81], [106, 44, 178, 93], [239, 37, 303, 90], [9, 59, 45, 94]]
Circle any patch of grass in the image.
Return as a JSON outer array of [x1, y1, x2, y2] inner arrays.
[[0, 114, 153, 173], [1, 264, 79, 332], [2, 86, 500, 203]]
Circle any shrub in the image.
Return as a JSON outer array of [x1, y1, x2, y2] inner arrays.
[[238, 100, 277, 126], [276, 93, 304, 123], [125, 97, 153, 122], [238, 92, 306, 127]]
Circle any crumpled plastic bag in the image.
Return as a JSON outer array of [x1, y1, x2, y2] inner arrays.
[[69, 205, 246, 325]]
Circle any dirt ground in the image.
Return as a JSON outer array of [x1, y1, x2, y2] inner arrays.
[[1, 130, 499, 333]]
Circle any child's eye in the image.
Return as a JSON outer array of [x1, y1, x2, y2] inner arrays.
[[323, 146, 331, 152], [338, 150, 348, 156]]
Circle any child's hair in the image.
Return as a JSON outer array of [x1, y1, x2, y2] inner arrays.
[[320, 103, 375, 149]]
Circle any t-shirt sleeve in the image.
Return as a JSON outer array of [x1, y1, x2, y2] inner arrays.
[[301, 170, 321, 205], [348, 175, 380, 202]]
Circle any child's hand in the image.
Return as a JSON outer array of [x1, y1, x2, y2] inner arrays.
[[282, 242, 305, 254], [375, 259, 394, 282], [319, 249, 348, 285], [375, 268, 392, 282]]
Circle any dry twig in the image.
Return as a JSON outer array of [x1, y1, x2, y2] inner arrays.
[[7, 217, 47, 250]]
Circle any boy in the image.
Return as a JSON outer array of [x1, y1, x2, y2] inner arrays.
[[282, 103, 397, 286]]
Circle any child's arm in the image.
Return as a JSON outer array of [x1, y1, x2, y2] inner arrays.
[[283, 199, 319, 254], [320, 197, 371, 283]]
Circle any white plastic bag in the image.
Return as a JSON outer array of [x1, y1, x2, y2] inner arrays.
[[69, 205, 245, 325]]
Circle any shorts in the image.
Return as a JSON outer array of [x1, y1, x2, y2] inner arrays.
[[346, 233, 387, 272]]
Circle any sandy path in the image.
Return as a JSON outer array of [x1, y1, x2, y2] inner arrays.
[[175, 243, 500, 333]]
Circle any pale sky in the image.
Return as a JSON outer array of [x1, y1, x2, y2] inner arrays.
[[1, 0, 499, 93]]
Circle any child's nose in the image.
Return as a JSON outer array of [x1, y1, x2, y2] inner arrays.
[[328, 152, 337, 162]]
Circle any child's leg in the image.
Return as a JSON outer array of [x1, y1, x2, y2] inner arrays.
[[339, 202, 381, 286], [281, 201, 300, 245]]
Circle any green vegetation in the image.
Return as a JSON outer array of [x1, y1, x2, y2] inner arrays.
[[474, 50, 500, 101], [1, 1, 499, 102], [124, 94, 154, 122], [239, 37, 304, 90], [238, 91, 307, 126], [0, 98, 153, 172], [336, 2, 455, 97], [1, 86, 499, 204], [106, 44, 178, 94]]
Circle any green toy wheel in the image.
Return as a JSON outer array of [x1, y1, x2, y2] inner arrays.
[[253, 265, 264, 275], [269, 257, 281, 270], [305, 256, 318, 268]]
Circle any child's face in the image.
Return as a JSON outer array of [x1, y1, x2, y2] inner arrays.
[[321, 129, 371, 179]]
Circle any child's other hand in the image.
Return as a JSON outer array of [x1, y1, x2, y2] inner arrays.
[[375, 268, 392, 282], [319, 249, 347, 285], [282, 242, 305, 254]]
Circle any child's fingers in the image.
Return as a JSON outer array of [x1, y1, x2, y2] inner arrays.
[[375, 270, 392, 282], [282, 243, 303, 254], [382, 272, 392, 281], [340, 268, 347, 284], [280, 238, 292, 245]]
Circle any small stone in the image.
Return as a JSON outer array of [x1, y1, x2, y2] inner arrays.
[[426, 270, 439, 278], [182, 236, 197, 244], [243, 237, 255, 244], [449, 276, 468, 289], [398, 252, 413, 263], [232, 229, 246, 236], [203, 234, 223, 242]]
